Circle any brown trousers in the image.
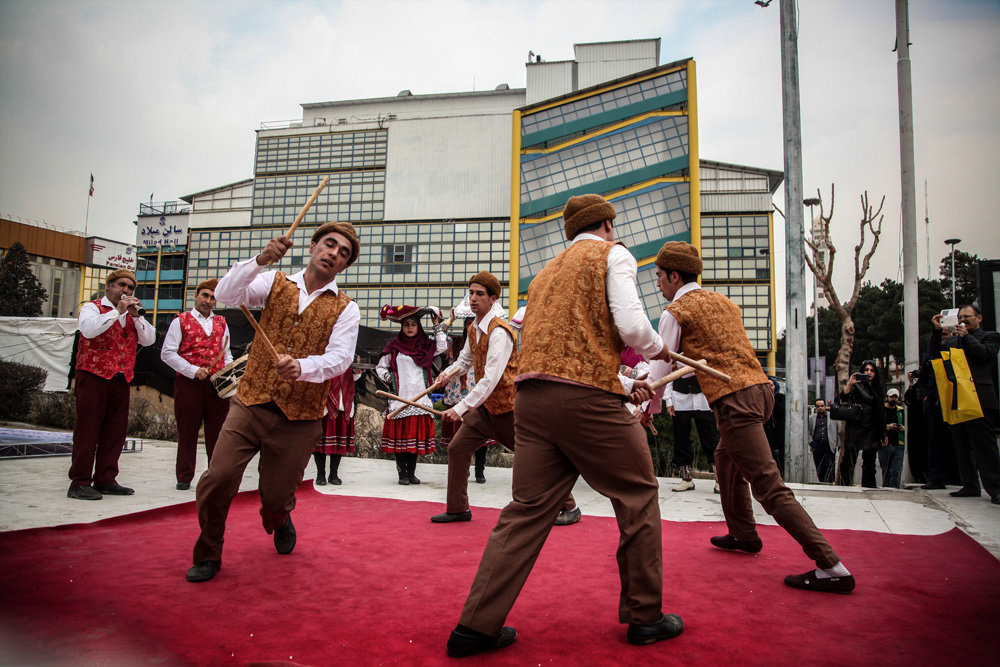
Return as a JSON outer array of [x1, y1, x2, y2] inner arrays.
[[174, 375, 230, 484], [714, 383, 840, 569], [192, 399, 321, 564], [445, 407, 576, 515], [69, 370, 130, 487], [459, 381, 663, 635]]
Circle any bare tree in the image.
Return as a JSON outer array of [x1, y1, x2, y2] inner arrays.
[[790, 185, 884, 388]]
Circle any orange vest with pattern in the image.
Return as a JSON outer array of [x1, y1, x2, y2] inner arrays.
[[237, 274, 351, 420], [76, 300, 138, 381], [469, 317, 518, 414], [665, 289, 770, 403], [517, 240, 625, 396], [177, 312, 227, 375]]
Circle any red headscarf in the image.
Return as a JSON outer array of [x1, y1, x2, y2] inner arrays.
[[382, 318, 437, 374]]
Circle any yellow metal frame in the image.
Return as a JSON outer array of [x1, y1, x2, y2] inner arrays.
[[687, 59, 701, 262], [522, 111, 685, 155], [766, 210, 777, 372], [509, 110, 522, 317], [522, 63, 689, 117], [520, 176, 688, 226]]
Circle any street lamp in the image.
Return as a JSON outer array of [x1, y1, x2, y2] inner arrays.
[[804, 197, 822, 400], [945, 238, 962, 307]]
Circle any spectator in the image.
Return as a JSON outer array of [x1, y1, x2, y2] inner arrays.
[[836, 360, 884, 488], [879, 389, 906, 488], [808, 399, 839, 484], [930, 305, 1000, 504]]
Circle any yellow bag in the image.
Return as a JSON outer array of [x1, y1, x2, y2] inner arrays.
[[931, 348, 984, 425]]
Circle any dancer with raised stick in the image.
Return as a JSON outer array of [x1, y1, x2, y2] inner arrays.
[[429, 272, 582, 526], [446, 194, 680, 657], [647, 240, 855, 594], [376, 305, 449, 485], [185, 216, 361, 584], [161, 279, 233, 491]]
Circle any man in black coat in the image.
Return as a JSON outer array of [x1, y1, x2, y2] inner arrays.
[[930, 304, 1000, 504]]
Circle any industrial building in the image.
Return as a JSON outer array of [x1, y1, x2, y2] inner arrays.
[[134, 38, 780, 368]]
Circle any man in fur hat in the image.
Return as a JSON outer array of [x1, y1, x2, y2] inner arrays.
[[430, 271, 581, 526], [68, 268, 156, 500], [161, 279, 233, 491], [185, 222, 361, 583], [447, 194, 680, 658], [648, 240, 855, 594]]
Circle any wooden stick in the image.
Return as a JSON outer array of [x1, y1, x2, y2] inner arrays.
[[206, 334, 229, 372], [239, 305, 280, 362], [628, 361, 705, 404], [376, 390, 445, 417], [667, 350, 731, 383], [386, 367, 460, 419], [286, 176, 330, 239]]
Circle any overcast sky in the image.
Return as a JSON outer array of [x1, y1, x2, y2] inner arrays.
[[1, 0, 998, 326]]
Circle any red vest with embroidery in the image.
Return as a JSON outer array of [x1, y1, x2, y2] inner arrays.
[[76, 300, 139, 381], [177, 312, 227, 375]]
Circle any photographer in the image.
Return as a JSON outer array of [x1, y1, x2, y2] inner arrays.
[[880, 389, 906, 488], [836, 360, 884, 487]]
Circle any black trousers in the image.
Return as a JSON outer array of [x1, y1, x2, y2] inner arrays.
[[947, 409, 1000, 500], [671, 409, 720, 468]]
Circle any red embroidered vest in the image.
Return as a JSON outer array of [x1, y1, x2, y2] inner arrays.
[[177, 312, 227, 375], [76, 300, 139, 381]]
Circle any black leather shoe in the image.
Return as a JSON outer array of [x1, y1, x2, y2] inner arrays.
[[328, 473, 341, 485], [447, 624, 516, 658], [950, 487, 981, 498], [920, 482, 946, 490], [176, 482, 190, 491], [186, 560, 221, 583], [992, 497, 1000, 505], [398, 475, 410, 485], [408, 474, 421, 485], [475, 471, 486, 484], [431, 510, 472, 523], [554, 507, 582, 526], [67, 485, 102, 500], [315, 475, 327, 486], [710, 534, 763, 554], [94, 482, 134, 496], [784, 570, 855, 594], [274, 517, 296, 555], [626, 613, 684, 645]]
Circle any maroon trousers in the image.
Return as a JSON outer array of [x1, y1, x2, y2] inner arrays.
[[713, 383, 840, 569], [459, 381, 663, 636], [446, 407, 575, 515], [193, 399, 322, 564], [173, 375, 230, 484], [69, 370, 130, 487]]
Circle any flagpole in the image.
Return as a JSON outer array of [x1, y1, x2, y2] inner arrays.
[[85, 189, 91, 236]]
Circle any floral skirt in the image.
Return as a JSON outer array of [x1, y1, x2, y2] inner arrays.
[[314, 411, 355, 456], [380, 414, 437, 455]]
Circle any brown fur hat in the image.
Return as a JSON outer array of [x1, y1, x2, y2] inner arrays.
[[655, 241, 703, 275], [469, 271, 501, 297], [105, 268, 136, 287], [195, 279, 218, 294], [312, 221, 361, 266], [562, 194, 616, 240]]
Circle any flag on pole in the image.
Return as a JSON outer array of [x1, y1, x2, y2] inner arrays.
[[89, 173, 94, 197]]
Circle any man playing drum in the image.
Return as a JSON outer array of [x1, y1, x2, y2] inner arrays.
[[161, 279, 233, 491], [185, 222, 361, 583]]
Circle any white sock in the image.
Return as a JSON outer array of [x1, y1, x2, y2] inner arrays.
[[815, 562, 851, 579]]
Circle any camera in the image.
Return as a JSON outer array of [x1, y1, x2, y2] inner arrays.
[[853, 372, 869, 382]]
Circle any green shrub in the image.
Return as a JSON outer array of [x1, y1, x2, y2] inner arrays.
[[0, 360, 47, 420]]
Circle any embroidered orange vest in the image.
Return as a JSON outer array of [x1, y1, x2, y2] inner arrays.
[[665, 289, 770, 404], [177, 312, 227, 375], [237, 273, 351, 420], [76, 300, 138, 381], [469, 317, 518, 414], [517, 240, 625, 396]]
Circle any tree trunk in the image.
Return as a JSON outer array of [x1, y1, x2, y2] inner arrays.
[[834, 313, 854, 392]]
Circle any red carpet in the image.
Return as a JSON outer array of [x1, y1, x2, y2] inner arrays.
[[1, 483, 997, 666]]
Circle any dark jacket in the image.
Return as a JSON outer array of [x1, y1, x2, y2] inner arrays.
[[837, 380, 883, 451]]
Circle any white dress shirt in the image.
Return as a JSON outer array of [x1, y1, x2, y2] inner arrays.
[[160, 310, 234, 379], [214, 256, 360, 383], [646, 283, 704, 415], [376, 330, 449, 418], [443, 312, 515, 417], [78, 296, 156, 346]]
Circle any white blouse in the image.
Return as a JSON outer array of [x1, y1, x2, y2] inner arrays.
[[376, 330, 448, 419]]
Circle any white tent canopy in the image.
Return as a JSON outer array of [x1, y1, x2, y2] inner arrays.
[[0, 317, 77, 392]]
